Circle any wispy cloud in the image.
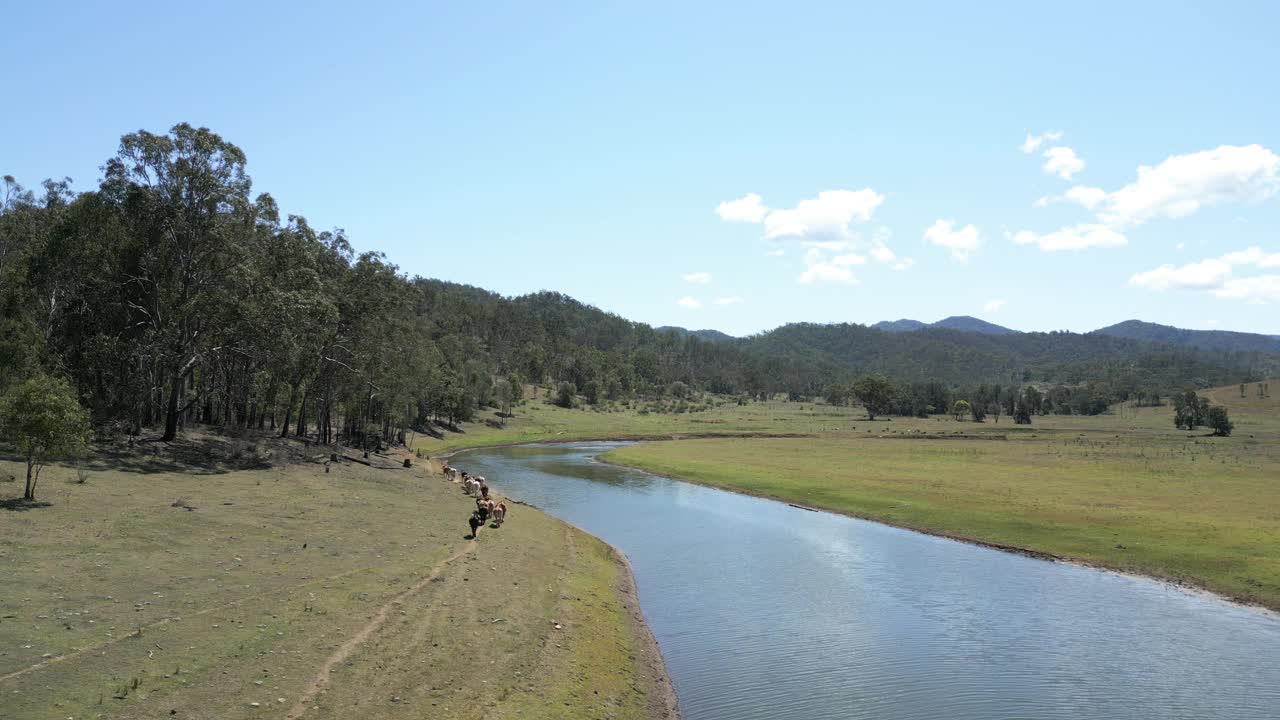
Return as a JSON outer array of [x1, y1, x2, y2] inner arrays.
[[984, 298, 1007, 313], [676, 296, 702, 309], [797, 263, 857, 285], [1021, 130, 1063, 154], [713, 296, 743, 305], [683, 272, 712, 284], [1011, 224, 1126, 252]]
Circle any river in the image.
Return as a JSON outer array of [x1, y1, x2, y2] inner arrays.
[[456, 442, 1279, 720]]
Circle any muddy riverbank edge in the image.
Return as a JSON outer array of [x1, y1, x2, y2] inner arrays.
[[426, 451, 681, 719]]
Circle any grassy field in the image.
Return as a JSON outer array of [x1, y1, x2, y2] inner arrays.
[[4, 381, 1274, 718], [600, 382, 1280, 610], [408, 389, 835, 456], [0, 434, 675, 720]]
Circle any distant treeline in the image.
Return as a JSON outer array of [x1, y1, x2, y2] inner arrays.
[[2, 124, 1275, 444]]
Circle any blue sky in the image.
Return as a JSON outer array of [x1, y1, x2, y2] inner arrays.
[[5, 1, 1280, 336]]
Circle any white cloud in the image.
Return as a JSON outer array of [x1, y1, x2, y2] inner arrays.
[[713, 296, 743, 305], [1129, 258, 1232, 291], [1035, 185, 1106, 209], [1129, 246, 1280, 302], [924, 219, 981, 261], [1011, 224, 1127, 252], [866, 230, 912, 270], [1099, 145, 1280, 227], [798, 242, 865, 284], [715, 193, 769, 223], [1221, 246, 1280, 268], [831, 253, 866, 266], [762, 189, 884, 240], [802, 240, 855, 252], [1027, 145, 1280, 257], [797, 263, 856, 285], [720, 189, 900, 281], [1042, 146, 1085, 180], [1214, 275, 1280, 302], [683, 272, 712, 284], [1064, 185, 1106, 209], [984, 298, 1007, 313], [676, 296, 702, 309], [1021, 130, 1063, 154]]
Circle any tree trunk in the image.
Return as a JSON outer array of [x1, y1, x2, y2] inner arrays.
[[24, 459, 36, 501], [296, 391, 309, 439], [162, 369, 182, 441], [280, 383, 298, 438]]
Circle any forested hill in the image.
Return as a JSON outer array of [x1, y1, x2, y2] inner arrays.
[[872, 315, 1018, 335], [739, 323, 1277, 389], [1093, 320, 1280, 355], [2, 124, 1278, 442], [655, 327, 736, 343]]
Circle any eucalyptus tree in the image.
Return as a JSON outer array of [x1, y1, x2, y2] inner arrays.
[[100, 124, 254, 441], [0, 374, 91, 501]]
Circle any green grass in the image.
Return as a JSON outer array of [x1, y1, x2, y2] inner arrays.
[[408, 389, 836, 456], [0, 435, 671, 720], [601, 382, 1280, 610]]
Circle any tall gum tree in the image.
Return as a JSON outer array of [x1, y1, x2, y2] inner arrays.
[[101, 124, 252, 441]]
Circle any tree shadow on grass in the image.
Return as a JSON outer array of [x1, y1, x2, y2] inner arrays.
[[0, 497, 53, 512]]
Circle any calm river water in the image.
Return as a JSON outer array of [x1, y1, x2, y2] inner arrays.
[[457, 442, 1279, 720]]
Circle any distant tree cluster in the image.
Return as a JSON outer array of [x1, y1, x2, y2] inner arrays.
[[1173, 390, 1232, 436]]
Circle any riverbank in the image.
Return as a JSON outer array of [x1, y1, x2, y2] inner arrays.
[[600, 432, 1280, 612], [0, 432, 677, 720]]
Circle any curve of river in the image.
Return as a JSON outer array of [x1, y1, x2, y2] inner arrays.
[[457, 442, 1279, 720]]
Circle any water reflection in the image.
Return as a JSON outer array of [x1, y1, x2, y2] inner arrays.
[[456, 442, 1280, 720]]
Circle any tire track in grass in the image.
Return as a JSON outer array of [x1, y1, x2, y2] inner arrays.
[[285, 540, 477, 718]]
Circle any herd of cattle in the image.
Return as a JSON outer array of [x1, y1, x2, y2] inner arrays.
[[443, 463, 508, 538]]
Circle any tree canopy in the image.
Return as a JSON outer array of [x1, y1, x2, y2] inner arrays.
[[0, 374, 91, 500]]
